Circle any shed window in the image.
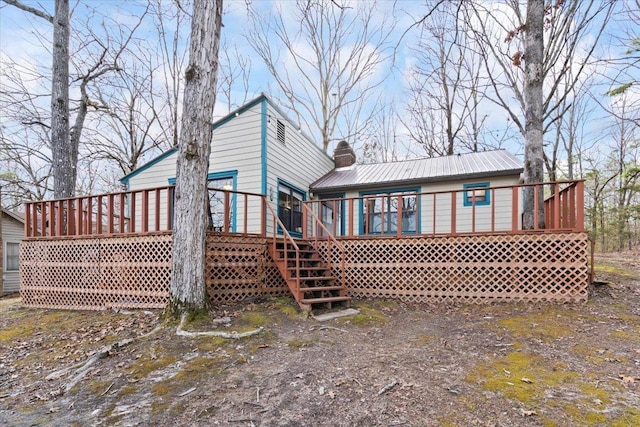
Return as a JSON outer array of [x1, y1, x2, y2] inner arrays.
[[463, 182, 491, 207], [5, 242, 19, 271], [277, 120, 286, 144]]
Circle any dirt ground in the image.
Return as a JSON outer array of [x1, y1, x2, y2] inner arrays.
[[1, 253, 639, 427]]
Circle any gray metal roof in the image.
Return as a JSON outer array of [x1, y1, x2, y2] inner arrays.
[[310, 149, 523, 192]]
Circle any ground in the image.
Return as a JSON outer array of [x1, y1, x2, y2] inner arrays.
[[1, 254, 639, 427]]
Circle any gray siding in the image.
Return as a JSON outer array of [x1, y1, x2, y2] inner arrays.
[[2, 214, 23, 294], [265, 103, 335, 235]]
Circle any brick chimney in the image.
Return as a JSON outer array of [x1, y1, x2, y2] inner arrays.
[[333, 140, 356, 168]]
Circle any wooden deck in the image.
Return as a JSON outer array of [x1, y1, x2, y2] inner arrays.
[[19, 180, 591, 310]]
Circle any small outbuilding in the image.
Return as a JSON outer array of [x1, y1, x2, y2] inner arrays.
[[1, 209, 23, 294]]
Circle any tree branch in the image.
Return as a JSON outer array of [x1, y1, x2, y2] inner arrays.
[[1, 0, 53, 23]]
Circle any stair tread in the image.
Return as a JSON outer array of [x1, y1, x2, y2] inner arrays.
[[299, 285, 345, 292], [296, 276, 335, 281], [300, 296, 352, 304], [287, 266, 328, 271]]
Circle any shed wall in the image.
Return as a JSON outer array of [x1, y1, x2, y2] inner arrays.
[[2, 215, 23, 294]]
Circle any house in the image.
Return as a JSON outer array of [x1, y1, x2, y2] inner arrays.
[[19, 95, 590, 312], [120, 93, 335, 237], [1, 209, 23, 294], [121, 95, 524, 238]]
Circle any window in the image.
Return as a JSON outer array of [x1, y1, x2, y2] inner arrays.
[[5, 242, 19, 271], [278, 182, 305, 236], [361, 190, 418, 235], [207, 176, 235, 231], [319, 193, 344, 236], [463, 182, 491, 207], [277, 120, 286, 144]]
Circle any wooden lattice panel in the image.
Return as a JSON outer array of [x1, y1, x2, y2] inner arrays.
[[21, 234, 172, 310], [205, 235, 288, 304], [314, 232, 590, 304]]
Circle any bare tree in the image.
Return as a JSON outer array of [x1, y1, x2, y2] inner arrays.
[[168, 0, 223, 316], [246, 0, 397, 152], [217, 40, 252, 114], [466, 0, 615, 177], [404, 1, 489, 157], [2, 0, 72, 198]]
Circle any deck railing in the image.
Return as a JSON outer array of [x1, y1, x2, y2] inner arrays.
[[24, 180, 585, 240], [303, 180, 585, 238], [302, 203, 346, 290]]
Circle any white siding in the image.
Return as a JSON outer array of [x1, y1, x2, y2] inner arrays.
[[337, 174, 521, 235], [265, 103, 335, 235], [2, 214, 23, 294]]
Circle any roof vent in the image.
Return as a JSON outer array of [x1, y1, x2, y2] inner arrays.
[[333, 140, 356, 168]]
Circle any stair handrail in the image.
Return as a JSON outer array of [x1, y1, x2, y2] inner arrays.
[[302, 203, 346, 291], [264, 198, 301, 297]]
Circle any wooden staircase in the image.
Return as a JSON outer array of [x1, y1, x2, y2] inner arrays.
[[268, 238, 351, 312]]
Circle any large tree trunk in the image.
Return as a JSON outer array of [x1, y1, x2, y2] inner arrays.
[[168, 0, 223, 316], [522, 0, 545, 229], [51, 0, 72, 199]]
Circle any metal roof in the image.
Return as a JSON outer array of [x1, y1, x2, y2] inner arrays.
[[310, 150, 523, 192]]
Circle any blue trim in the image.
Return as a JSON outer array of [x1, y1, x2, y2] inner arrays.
[[358, 186, 422, 235], [277, 179, 307, 238], [212, 94, 267, 131], [319, 193, 346, 236], [261, 99, 268, 196], [463, 182, 491, 207], [120, 147, 178, 188]]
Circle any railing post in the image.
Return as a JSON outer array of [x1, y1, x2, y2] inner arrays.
[[97, 196, 103, 234], [302, 201, 308, 239], [166, 187, 174, 231], [512, 187, 519, 232], [223, 190, 230, 232], [154, 188, 161, 232], [490, 188, 496, 233], [553, 183, 560, 230], [396, 195, 402, 237], [576, 181, 585, 231], [130, 191, 137, 233], [348, 198, 354, 237], [24, 203, 31, 237], [450, 192, 457, 235], [243, 193, 248, 235], [142, 190, 149, 233]]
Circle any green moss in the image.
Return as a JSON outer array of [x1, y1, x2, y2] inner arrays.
[[411, 334, 433, 346], [466, 352, 576, 405], [594, 263, 640, 279], [340, 306, 388, 326], [117, 385, 139, 398], [610, 407, 640, 427], [496, 308, 582, 343], [237, 311, 269, 329], [130, 352, 179, 380], [610, 328, 640, 344]]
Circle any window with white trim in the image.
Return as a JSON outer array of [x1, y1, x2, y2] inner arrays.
[[5, 242, 19, 271]]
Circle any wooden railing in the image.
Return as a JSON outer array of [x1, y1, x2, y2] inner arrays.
[[264, 201, 301, 299], [303, 180, 585, 238], [24, 180, 585, 240], [302, 203, 346, 290], [24, 186, 175, 238]]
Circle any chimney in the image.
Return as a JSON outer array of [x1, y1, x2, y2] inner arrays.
[[333, 140, 356, 168]]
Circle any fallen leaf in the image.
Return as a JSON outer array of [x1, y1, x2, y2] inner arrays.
[[328, 390, 336, 399], [619, 375, 637, 384], [521, 409, 537, 417], [318, 386, 325, 395], [521, 377, 533, 384]]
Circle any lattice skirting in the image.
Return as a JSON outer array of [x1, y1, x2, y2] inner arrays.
[[20, 234, 289, 310], [315, 232, 590, 303], [21, 232, 590, 310]]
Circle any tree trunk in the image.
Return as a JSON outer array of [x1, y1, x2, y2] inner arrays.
[[168, 0, 223, 316], [522, 0, 545, 229], [51, 0, 72, 199]]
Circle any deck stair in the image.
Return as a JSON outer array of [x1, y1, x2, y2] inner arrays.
[[268, 238, 351, 312]]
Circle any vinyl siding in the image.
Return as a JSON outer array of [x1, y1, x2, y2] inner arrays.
[[2, 215, 23, 294], [125, 102, 265, 234], [265, 103, 334, 235]]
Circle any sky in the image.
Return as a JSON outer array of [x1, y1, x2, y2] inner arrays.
[[0, 0, 638, 197]]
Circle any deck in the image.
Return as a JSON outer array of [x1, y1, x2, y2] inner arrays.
[[19, 180, 592, 310]]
